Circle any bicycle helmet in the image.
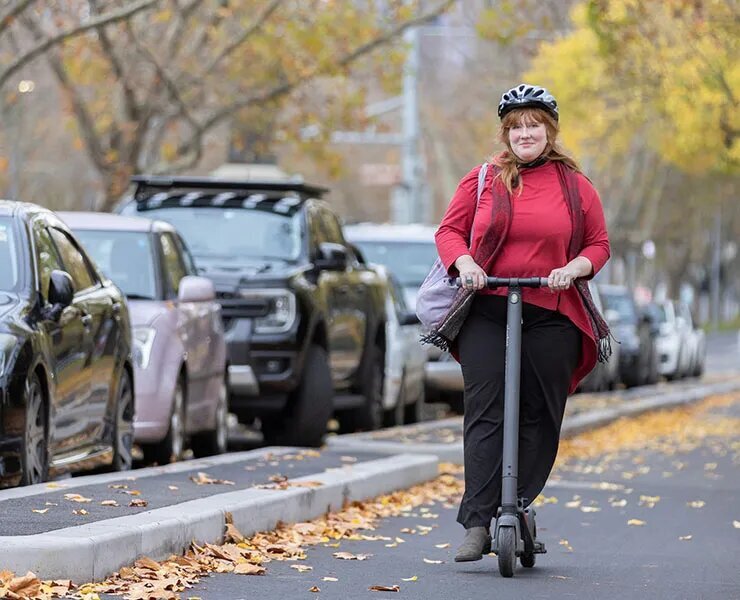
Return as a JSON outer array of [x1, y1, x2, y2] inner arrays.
[[498, 84, 558, 121]]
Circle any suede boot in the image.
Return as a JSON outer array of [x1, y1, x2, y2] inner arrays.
[[454, 526, 492, 562]]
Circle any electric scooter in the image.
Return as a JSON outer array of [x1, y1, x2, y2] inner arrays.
[[454, 276, 549, 577]]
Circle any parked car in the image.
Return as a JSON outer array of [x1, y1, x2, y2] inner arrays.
[[0, 201, 134, 487], [118, 176, 389, 446], [344, 223, 464, 413], [577, 281, 621, 392], [350, 252, 426, 426], [676, 301, 706, 377], [599, 284, 659, 387], [653, 300, 692, 380], [61, 211, 229, 464]]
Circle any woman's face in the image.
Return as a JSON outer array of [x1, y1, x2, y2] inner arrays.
[[508, 119, 547, 163]]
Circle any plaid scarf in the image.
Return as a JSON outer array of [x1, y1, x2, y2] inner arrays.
[[422, 161, 612, 363]]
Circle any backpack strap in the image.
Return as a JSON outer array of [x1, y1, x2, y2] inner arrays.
[[469, 162, 488, 245]]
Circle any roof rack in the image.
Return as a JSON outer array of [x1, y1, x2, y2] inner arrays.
[[131, 175, 328, 200]]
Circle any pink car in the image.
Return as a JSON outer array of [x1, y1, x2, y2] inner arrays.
[[60, 212, 228, 464]]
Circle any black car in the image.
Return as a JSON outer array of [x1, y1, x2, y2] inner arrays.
[[599, 284, 659, 387], [0, 201, 134, 487], [119, 176, 388, 446]]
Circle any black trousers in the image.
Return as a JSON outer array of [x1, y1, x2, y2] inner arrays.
[[456, 295, 581, 529]]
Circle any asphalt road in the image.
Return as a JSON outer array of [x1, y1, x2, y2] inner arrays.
[[160, 395, 740, 600], [705, 330, 740, 375]]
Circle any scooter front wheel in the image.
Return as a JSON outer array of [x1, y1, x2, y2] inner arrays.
[[497, 526, 516, 577]]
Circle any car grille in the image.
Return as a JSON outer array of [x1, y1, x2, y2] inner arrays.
[[215, 291, 270, 320]]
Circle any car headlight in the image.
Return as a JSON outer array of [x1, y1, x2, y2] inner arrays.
[[239, 289, 297, 334], [0, 333, 18, 377], [132, 327, 156, 369]]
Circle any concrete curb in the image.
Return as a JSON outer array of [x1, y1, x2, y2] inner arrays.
[[0, 453, 438, 581], [327, 378, 740, 464]]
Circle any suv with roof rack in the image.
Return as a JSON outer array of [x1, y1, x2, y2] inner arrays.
[[117, 176, 388, 446]]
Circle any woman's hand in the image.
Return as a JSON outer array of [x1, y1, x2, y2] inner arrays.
[[547, 257, 593, 292], [455, 255, 488, 290]]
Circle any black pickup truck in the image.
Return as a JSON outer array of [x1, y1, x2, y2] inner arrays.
[[118, 176, 388, 446]]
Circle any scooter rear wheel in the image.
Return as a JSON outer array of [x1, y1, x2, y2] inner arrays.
[[520, 552, 536, 568], [497, 526, 516, 577]]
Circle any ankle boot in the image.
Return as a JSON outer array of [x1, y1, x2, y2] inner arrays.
[[454, 526, 492, 562]]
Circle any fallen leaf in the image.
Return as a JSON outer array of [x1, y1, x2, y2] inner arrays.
[[190, 472, 235, 485], [369, 585, 400, 592], [44, 502, 58, 506], [168, 485, 179, 490], [322, 577, 338, 582], [687, 500, 705, 508], [580, 506, 601, 513], [733, 520, 740, 529], [129, 499, 148, 508], [333, 552, 371, 561], [385, 542, 398, 548], [434, 543, 450, 549], [45, 482, 63, 489], [401, 576, 418, 582], [679, 535, 692, 541], [123, 489, 141, 496], [108, 484, 128, 489], [610, 499, 627, 507], [309, 586, 320, 592], [627, 519, 645, 526], [31, 508, 49, 514], [290, 565, 313, 572], [64, 493, 92, 503], [233, 563, 265, 575], [551, 575, 572, 580], [73, 509, 89, 515], [423, 558, 443, 564], [100, 500, 119, 507], [340, 456, 358, 463]]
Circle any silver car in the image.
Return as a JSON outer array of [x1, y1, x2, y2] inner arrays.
[[61, 212, 228, 464], [344, 223, 464, 413]]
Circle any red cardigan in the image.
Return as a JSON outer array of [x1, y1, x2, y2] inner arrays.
[[435, 161, 610, 393]]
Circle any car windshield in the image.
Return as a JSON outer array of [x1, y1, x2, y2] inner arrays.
[[134, 207, 302, 263], [601, 291, 637, 324], [350, 240, 437, 288], [72, 230, 157, 300], [0, 217, 20, 292]]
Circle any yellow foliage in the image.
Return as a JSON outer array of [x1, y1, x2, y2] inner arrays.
[[525, 1, 738, 174]]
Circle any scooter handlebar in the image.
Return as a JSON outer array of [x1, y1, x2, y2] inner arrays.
[[451, 276, 549, 288]]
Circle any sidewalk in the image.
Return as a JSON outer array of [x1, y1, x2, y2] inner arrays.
[[0, 375, 738, 582]]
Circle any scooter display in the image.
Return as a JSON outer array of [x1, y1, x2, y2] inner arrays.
[[454, 276, 549, 577]]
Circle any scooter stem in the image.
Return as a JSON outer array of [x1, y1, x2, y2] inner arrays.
[[501, 285, 523, 513]]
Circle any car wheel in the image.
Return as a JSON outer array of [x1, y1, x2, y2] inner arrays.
[[143, 377, 186, 465], [111, 369, 134, 472], [404, 382, 424, 425], [192, 376, 229, 458], [383, 374, 405, 428], [19, 371, 49, 486], [263, 344, 332, 447], [341, 344, 384, 433]]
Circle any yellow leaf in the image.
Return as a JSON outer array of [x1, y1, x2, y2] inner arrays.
[[290, 565, 313, 572], [322, 577, 338, 582], [687, 501, 705, 509], [31, 508, 49, 514], [627, 519, 645, 526], [435, 543, 450, 549], [401, 575, 418, 581], [423, 558, 443, 564], [309, 586, 320, 592], [679, 535, 692, 541]]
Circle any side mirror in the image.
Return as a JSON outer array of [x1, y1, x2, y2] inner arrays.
[[315, 243, 348, 271], [178, 275, 215, 303], [45, 270, 74, 321], [398, 310, 420, 326]]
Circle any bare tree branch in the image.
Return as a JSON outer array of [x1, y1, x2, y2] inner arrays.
[[0, 0, 36, 37], [190, 0, 456, 149], [88, 0, 140, 125], [201, 0, 284, 76], [0, 0, 160, 89]]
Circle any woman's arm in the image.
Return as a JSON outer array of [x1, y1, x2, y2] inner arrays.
[[435, 166, 483, 275]]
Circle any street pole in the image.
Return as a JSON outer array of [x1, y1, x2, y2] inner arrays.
[[710, 207, 722, 328], [397, 25, 421, 224]]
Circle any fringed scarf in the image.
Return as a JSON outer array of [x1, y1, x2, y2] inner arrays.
[[421, 161, 612, 363]]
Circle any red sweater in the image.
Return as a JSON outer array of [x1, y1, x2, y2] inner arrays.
[[435, 161, 610, 393]]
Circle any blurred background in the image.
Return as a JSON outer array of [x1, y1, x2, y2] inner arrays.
[[0, 0, 737, 328]]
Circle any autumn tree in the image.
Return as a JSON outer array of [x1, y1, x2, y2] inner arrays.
[[1, 0, 455, 210]]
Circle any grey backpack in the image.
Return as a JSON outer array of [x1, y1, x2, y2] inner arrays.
[[416, 163, 489, 331]]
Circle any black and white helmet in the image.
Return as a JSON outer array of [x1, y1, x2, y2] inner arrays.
[[498, 84, 558, 121]]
